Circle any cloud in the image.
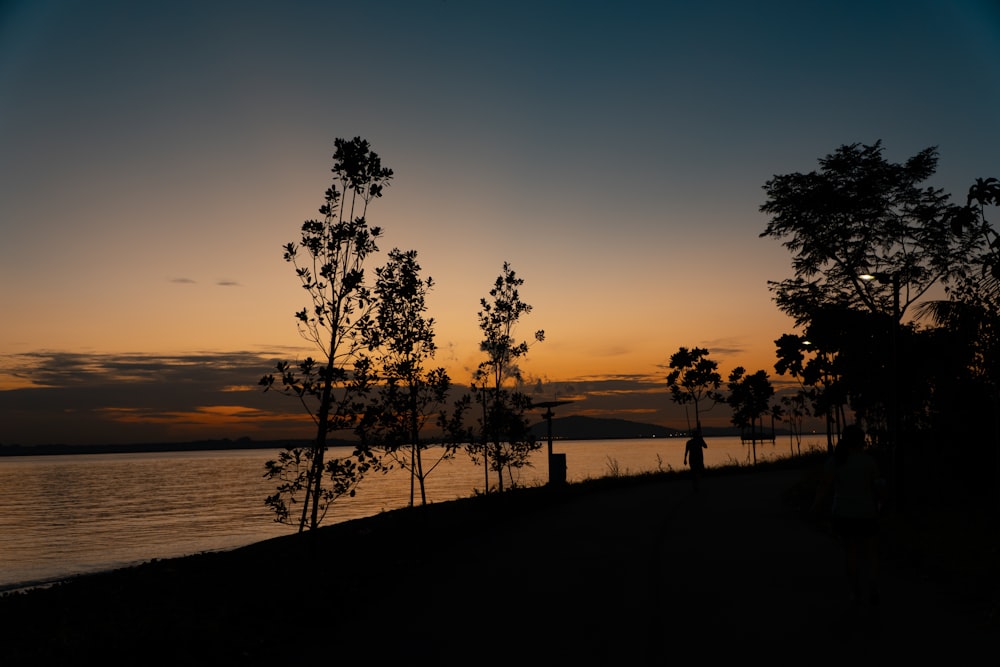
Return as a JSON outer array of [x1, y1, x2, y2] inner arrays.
[[696, 337, 750, 358], [216, 280, 240, 287], [0, 349, 807, 446], [1, 351, 268, 388], [170, 277, 197, 284], [0, 350, 312, 445]]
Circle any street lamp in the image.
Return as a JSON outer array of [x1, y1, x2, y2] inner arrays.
[[859, 271, 901, 322], [531, 400, 573, 485]]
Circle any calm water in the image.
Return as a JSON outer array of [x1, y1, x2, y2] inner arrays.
[[0, 435, 817, 591]]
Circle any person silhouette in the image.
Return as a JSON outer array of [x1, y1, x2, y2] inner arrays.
[[812, 424, 885, 609], [683, 427, 708, 491]]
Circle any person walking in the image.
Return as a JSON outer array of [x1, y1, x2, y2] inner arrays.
[[812, 424, 885, 609], [684, 427, 708, 492]]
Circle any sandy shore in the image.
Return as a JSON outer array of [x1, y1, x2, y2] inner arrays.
[[1, 460, 995, 664]]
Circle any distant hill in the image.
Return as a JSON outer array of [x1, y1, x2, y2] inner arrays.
[[529, 415, 683, 440], [1, 416, 756, 456], [528, 415, 753, 440]]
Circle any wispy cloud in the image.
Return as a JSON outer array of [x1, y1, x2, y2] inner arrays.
[[170, 277, 197, 284], [0, 350, 284, 389], [697, 337, 750, 358], [0, 350, 310, 444]]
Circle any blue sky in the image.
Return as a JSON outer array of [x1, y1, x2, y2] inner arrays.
[[1, 0, 998, 445]]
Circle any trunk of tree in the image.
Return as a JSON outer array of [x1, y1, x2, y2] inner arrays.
[[494, 441, 504, 493], [410, 388, 428, 506], [408, 441, 416, 508], [480, 393, 489, 494], [417, 448, 427, 506], [301, 347, 336, 533]]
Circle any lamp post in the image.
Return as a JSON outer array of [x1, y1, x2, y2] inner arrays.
[[860, 270, 901, 508], [531, 400, 572, 485]]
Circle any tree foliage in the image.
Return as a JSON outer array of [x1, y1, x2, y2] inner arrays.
[[259, 137, 392, 532], [951, 177, 1000, 284], [926, 177, 1000, 353], [760, 142, 990, 450], [665, 346, 723, 430], [465, 262, 545, 493], [726, 367, 775, 464], [773, 333, 825, 452], [362, 248, 454, 506], [917, 176, 1000, 492], [759, 141, 980, 325], [776, 308, 902, 448]]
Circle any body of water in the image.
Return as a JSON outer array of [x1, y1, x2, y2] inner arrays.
[[0, 435, 820, 591]]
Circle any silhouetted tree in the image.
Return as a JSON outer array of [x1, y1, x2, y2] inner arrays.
[[259, 137, 392, 532], [760, 142, 984, 461], [950, 177, 1000, 291], [773, 326, 853, 452], [760, 141, 979, 326], [726, 367, 775, 464], [773, 333, 816, 454], [919, 176, 1000, 500], [464, 262, 544, 493], [665, 347, 723, 430], [362, 248, 455, 506], [797, 307, 901, 448], [927, 177, 1000, 382], [779, 391, 810, 455]]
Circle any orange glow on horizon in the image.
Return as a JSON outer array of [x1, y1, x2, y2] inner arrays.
[[97, 405, 313, 437]]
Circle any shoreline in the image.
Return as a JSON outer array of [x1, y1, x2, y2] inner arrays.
[[0, 421, 783, 457], [0, 451, 813, 593]]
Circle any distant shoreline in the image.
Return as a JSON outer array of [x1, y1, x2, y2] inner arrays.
[[0, 427, 783, 457], [0, 415, 797, 456], [0, 438, 309, 457]]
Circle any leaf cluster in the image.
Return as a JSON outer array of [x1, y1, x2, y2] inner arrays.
[[263, 446, 379, 526], [475, 261, 545, 389]]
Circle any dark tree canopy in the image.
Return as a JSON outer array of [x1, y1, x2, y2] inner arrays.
[[726, 366, 775, 464], [665, 346, 723, 430], [759, 141, 980, 325]]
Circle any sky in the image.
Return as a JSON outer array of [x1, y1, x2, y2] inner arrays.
[[1, 0, 998, 446]]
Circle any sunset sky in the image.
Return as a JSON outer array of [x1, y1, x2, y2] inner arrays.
[[2, 0, 998, 445]]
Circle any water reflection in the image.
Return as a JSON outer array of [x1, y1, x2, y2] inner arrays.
[[0, 436, 820, 589]]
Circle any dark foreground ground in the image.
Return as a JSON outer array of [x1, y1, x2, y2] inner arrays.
[[1, 459, 996, 665]]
